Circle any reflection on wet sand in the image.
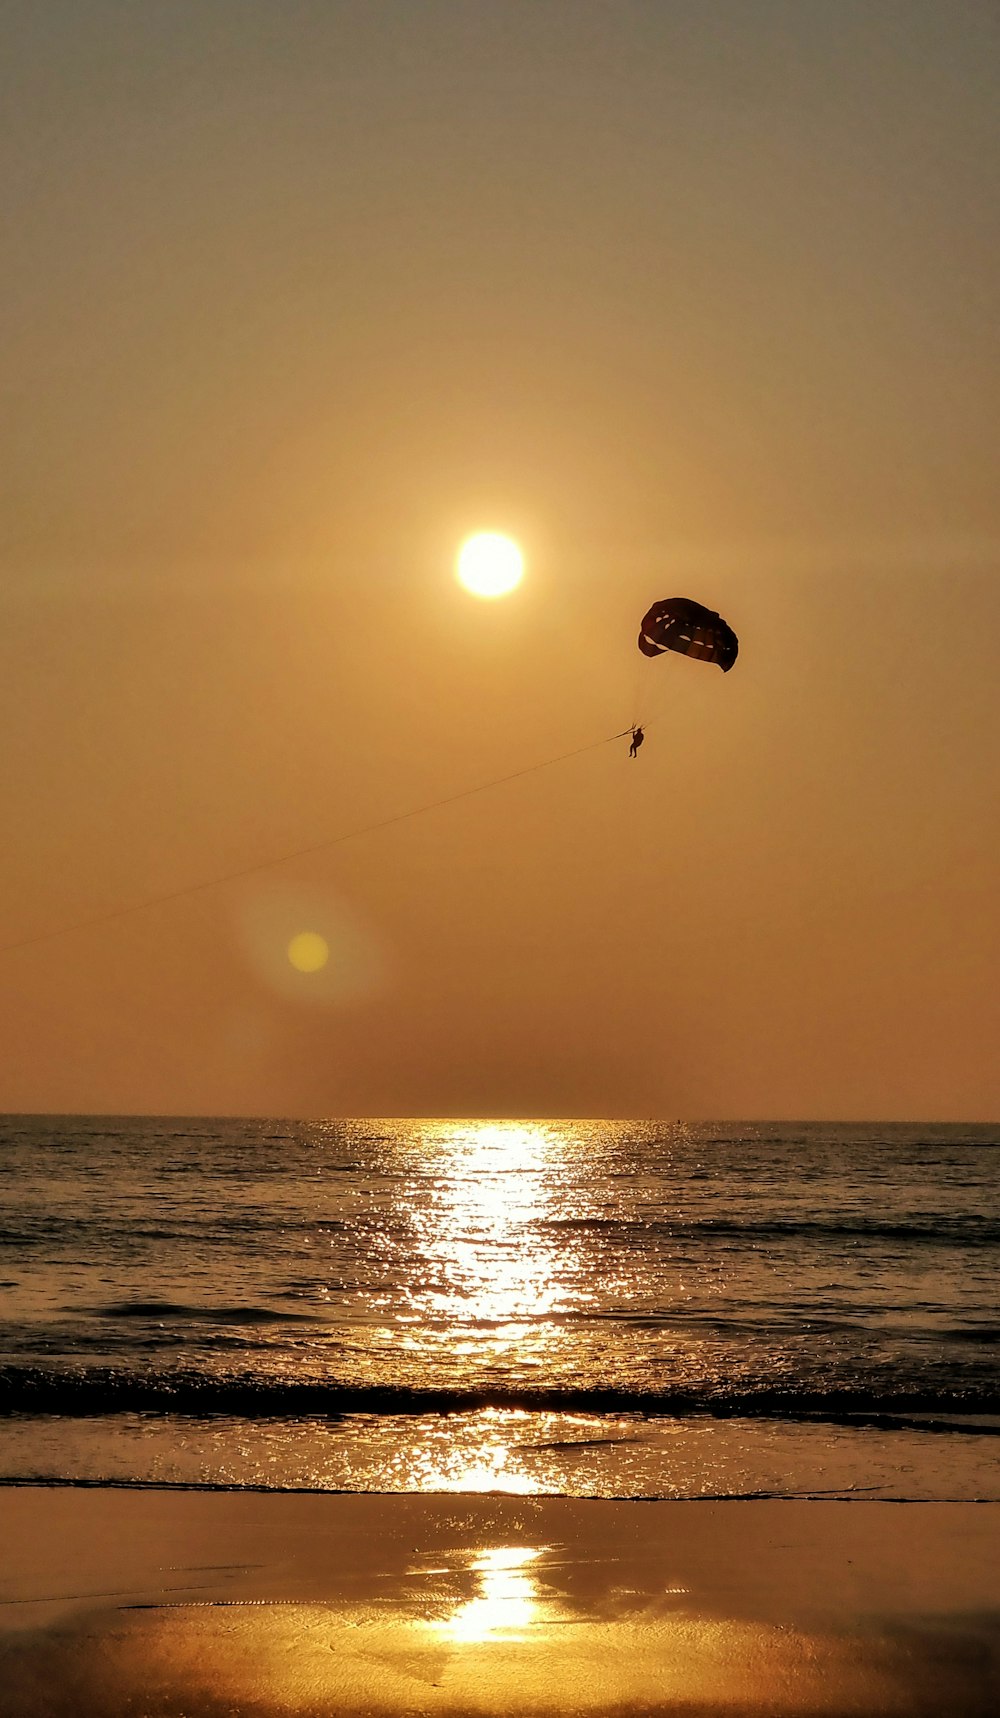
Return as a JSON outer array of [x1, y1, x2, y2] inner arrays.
[[437, 1545, 550, 1642], [2, 1490, 998, 1717]]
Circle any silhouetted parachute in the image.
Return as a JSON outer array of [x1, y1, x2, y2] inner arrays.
[[637, 597, 738, 671]]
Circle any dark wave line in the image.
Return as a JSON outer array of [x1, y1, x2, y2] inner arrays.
[[4, 1215, 998, 1253], [17, 1308, 996, 1346], [88, 1301, 317, 1325], [3, 1476, 992, 1502], [542, 1215, 1000, 1245], [1, 1369, 997, 1428]]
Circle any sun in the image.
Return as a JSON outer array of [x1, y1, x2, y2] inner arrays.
[[456, 532, 524, 599]]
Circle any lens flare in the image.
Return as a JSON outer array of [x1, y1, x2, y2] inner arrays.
[[287, 932, 329, 973], [236, 883, 389, 1004]]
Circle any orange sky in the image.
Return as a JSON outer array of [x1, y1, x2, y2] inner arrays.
[[1, 1, 997, 1119]]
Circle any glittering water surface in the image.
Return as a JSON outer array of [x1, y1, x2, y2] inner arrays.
[[0, 1117, 996, 1495]]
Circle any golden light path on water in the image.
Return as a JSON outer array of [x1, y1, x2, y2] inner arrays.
[[387, 1121, 591, 1492]]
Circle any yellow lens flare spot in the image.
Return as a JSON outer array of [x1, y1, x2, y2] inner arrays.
[[456, 532, 524, 599], [287, 931, 330, 973]]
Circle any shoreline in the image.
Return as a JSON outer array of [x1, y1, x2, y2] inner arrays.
[[1, 1403, 996, 1501], [2, 1486, 997, 1715], [2, 1473, 998, 1501]]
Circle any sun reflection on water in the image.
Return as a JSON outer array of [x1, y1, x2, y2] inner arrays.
[[381, 1406, 542, 1494], [397, 1121, 589, 1378], [364, 1122, 593, 1491]]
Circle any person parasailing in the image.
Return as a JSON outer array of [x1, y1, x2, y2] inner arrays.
[[629, 595, 737, 754]]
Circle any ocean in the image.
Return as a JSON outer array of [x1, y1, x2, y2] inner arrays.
[[1, 1116, 997, 1500]]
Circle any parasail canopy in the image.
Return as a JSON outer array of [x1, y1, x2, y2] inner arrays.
[[638, 597, 738, 671]]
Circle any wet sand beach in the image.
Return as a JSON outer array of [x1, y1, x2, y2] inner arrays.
[[1, 1487, 997, 1716]]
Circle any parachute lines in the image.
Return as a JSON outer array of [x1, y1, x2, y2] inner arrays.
[[0, 728, 635, 959]]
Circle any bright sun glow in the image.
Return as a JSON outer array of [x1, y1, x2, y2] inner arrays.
[[456, 532, 524, 598]]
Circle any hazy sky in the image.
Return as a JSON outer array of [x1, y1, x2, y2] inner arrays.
[[1, 1, 997, 1119]]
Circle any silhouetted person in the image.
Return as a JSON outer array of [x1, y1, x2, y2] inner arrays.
[[629, 726, 645, 758]]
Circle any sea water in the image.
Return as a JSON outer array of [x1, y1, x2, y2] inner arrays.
[[0, 1117, 996, 1499]]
